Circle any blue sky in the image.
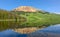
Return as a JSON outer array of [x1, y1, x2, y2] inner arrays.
[[0, 0, 60, 14]]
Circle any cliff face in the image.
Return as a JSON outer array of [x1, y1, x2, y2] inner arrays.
[[13, 6, 38, 12]]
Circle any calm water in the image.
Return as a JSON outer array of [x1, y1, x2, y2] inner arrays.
[[0, 24, 60, 37]]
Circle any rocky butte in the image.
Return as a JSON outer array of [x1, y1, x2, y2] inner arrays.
[[13, 6, 39, 12]]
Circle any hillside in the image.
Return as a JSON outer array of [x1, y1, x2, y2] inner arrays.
[[0, 9, 26, 31]]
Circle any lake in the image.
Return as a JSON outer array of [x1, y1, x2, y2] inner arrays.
[[0, 24, 60, 37]]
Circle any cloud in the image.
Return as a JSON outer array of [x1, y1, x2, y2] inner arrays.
[[54, 12, 60, 14]]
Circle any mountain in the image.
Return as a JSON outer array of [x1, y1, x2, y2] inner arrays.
[[13, 6, 39, 12], [12, 6, 60, 28]]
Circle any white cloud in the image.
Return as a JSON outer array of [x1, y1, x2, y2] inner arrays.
[[54, 12, 60, 14]]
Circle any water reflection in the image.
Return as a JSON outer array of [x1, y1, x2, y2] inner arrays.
[[28, 24, 60, 37], [0, 24, 60, 37], [0, 30, 27, 37]]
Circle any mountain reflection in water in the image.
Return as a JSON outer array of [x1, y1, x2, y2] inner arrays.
[[0, 30, 27, 37], [28, 24, 60, 37]]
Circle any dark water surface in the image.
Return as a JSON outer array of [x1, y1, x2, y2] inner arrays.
[[0, 24, 60, 37]]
